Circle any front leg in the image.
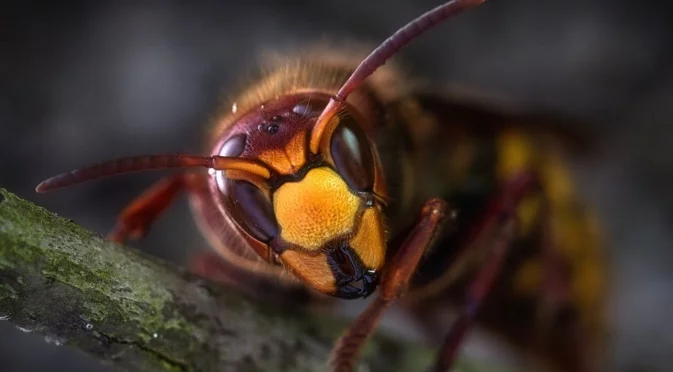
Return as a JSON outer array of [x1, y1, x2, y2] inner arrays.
[[330, 171, 545, 372], [107, 173, 200, 243], [329, 198, 451, 372]]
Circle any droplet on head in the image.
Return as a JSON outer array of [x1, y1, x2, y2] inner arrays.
[[231, 102, 238, 114], [259, 122, 279, 135]]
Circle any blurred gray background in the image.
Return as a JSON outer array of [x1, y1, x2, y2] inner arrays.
[[1, 0, 672, 371]]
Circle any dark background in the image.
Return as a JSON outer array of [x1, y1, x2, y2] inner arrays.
[[2, 1, 672, 371]]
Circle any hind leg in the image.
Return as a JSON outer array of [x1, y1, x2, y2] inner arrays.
[[405, 172, 589, 372]]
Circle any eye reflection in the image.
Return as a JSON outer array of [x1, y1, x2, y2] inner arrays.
[[214, 133, 247, 192], [220, 133, 246, 157], [329, 117, 375, 191], [292, 98, 328, 118]]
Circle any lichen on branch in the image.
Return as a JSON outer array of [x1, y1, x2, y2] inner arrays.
[[0, 188, 504, 372]]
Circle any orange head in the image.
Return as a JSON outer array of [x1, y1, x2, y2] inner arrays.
[[210, 93, 388, 299], [35, 92, 388, 299], [35, 0, 488, 299]]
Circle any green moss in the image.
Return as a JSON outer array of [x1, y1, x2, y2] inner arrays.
[[0, 190, 207, 369], [0, 283, 18, 300], [0, 190, 191, 322]]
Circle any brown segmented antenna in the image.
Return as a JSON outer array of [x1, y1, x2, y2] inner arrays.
[[309, 0, 488, 154], [35, 154, 272, 193]]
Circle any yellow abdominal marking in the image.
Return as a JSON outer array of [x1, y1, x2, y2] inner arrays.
[[497, 129, 533, 180], [497, 129, 539, 234], [273, 167, 360, 250], [499, 130, 606, 325]]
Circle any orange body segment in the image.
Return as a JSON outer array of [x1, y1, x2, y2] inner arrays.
[[257, 131, 308, 174]]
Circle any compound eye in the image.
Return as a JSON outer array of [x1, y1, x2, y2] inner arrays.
[[329, 116, 375, 192], [225, 180, 278, 243]]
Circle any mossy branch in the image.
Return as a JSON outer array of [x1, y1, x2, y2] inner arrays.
[[0, 188, 505, 372]]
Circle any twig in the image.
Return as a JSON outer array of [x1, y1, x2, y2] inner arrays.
[[0, 188, 503, 372]]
